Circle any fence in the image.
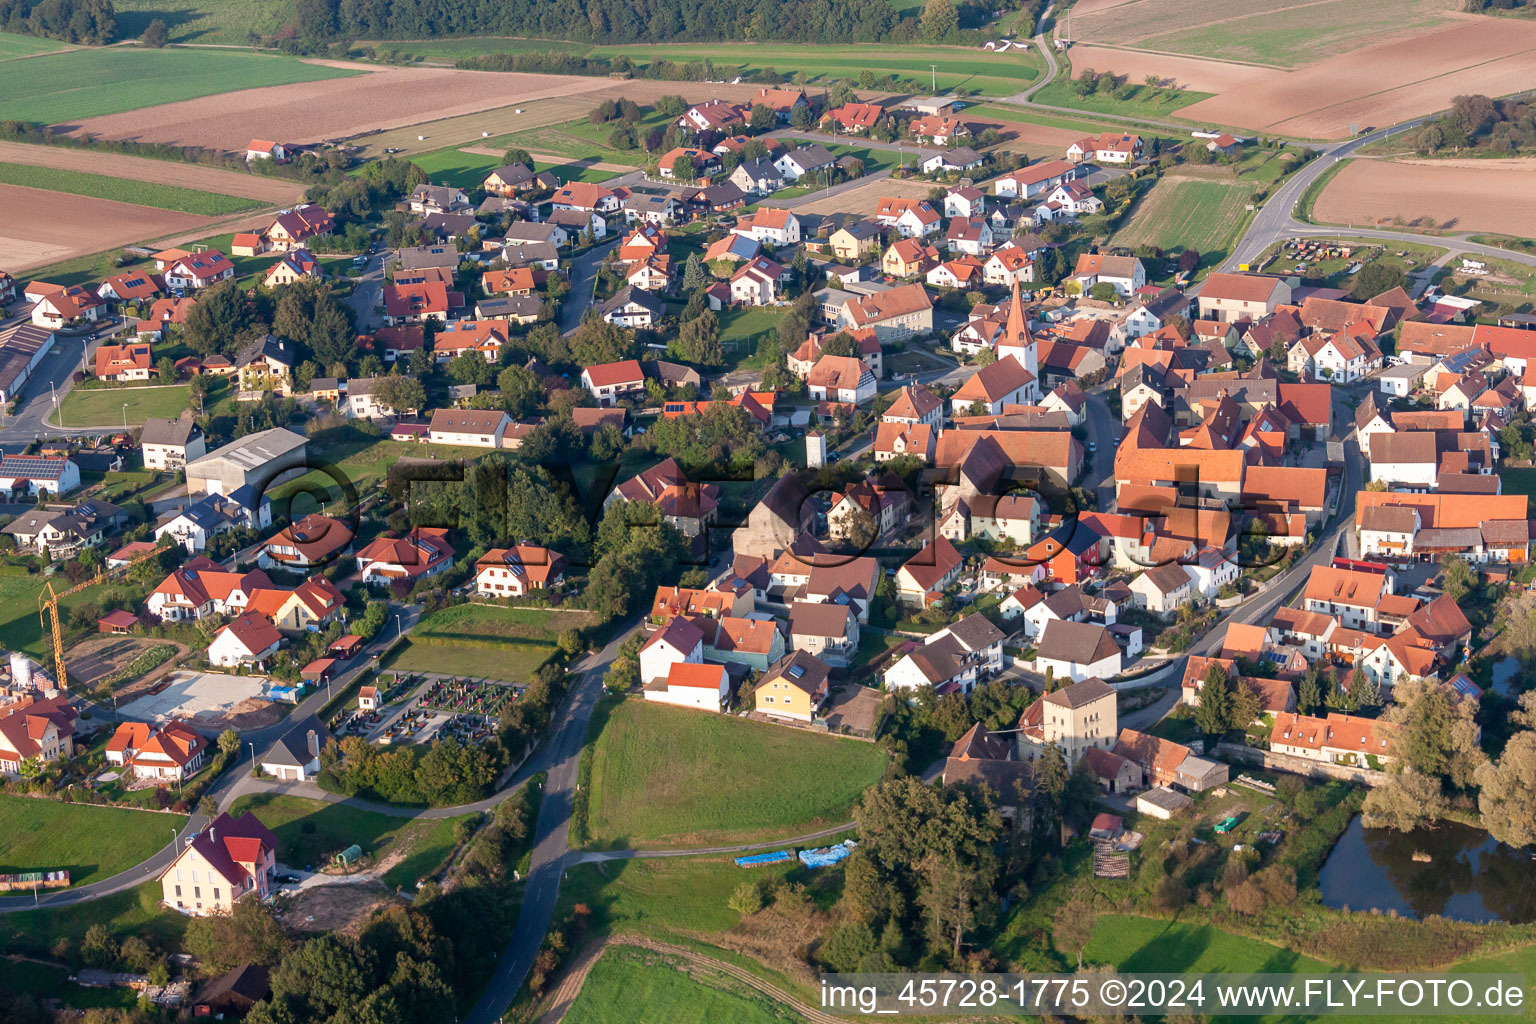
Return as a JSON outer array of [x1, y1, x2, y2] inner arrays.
[[1215, 742, 1390, 787]]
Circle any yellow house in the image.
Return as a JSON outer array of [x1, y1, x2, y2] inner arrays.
[[830, 221, 880, 261], [159, 811, 278, 916], [754, 650, 832, 723], [882, 238, 937, 279], [269, 577, 346, 631]]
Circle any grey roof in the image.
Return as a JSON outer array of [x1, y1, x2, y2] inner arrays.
[[786, 144, 835, 169], [789, 600, 855, 637], [600, 285, 663, 318], [502, 241, 560, 266], [477, 295, 543, 318], [263, 714, 329, 768], [1036, 619, 1120, 666], [934, 146, 982, 165], [762, 649, 831, 695], [1043, 676, 1115, 709], [1137, 786, 1193, 812], [186, 427, 307, 479], [504, 222, 562, 243], [140, 411, 200, 447], [234, 334, 295, 370], [1358, 504, 1417, 534], [736, 157, 782, 181], [944, 612, 1005, 651], [396, 244, 459, 270]]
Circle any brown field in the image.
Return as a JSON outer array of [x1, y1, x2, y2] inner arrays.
[[1063, 45, 1281, 93], [0, 140, 305, 203], [0, 183, 211, 272], [791, 176, 933, 216], [1179, 17, 1536, 138], [67, 65, 622, 150], [991, 120, 1088, 157], [70, 67, 764, 156], [1314, 157, 1536, 236]]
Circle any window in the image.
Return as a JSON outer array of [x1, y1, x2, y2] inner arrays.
[[175, 885, 181, 897], [194, 886, 201, 898], [213, 888, 220, 901]]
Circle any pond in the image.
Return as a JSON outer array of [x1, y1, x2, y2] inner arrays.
[[1319, 815, 1536, 923]]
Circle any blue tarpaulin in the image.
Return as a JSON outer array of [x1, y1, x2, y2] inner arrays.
[[798, 840, 856, 869], [734, 849, 794, 867]]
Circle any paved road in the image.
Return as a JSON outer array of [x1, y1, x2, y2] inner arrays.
[[0, 317, 129, 446], [465, 619, 638, 1024], [559, 236, 620, 334], [344, 250, 388, 333]]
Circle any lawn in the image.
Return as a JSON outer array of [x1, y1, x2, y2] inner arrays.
[[0, 160, 259, 215], [489, 110, 671, 164], [718, 306, 787, 369], [384, 603, 593, 683], [225, 792, 469, 886], [564, 944, 802, 1024], [1032, 77, 1211, 121], [0, 796, 185, 886], [0, 572, 148, 659], [0, 47, 358, 124], [273, 427, 495, 507], [1499, 468, 1536, 507], [1112, 177, 1254, 262], [558, 855, 807, 937], [0, 879, 187, 958], [1087, 913, 1330, 973], [584, 698, 886, 848], [53, 383, 191, 429]]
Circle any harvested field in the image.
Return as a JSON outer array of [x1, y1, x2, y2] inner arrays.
[[68, 66, 622, 152], [1178, 16, 1536, 138], [1313, 158, 1536, 237], [989, 119, 1088, 157], [0, 141, 305, 203], [0, 183, 210, 273], [1060, 45, 1282, 94], [791, 176, 933, 216], [1071, 0, 1456, 66]]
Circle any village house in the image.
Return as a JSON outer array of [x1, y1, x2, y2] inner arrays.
[[140, 411, 206, 472], [606, 457, 720, 539], [755, 650, 832, 722], [883, 613, 1005, 695], [1072, 253, 1146, 298], [474, 546, 566, 598], [895, 535, 966, 604], [105, 720, 208, 783], [354, 527, 455, 587], [787, 601, 860, 667], [639, 616, 705, 684], [1017, 676, 1118, 764], [1067, 132, 1143, 164], [1034, 619, 1122, 682], [581, 359, 647, 405], [159, 811, 278, 916], [207, 613, 284, 669], [263, 204, 333, 251], [0, 695, 76, 774], [643, 661, 730, 713], [1198, 272, 1293, 323]]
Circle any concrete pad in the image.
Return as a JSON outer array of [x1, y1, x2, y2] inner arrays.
[[118, 670, 267, 724]]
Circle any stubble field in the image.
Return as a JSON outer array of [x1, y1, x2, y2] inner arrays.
[[0, 141, 307, 203], [0, 184, 212, 272], [68, 65, 621, 150], [1313, 158, 1536, 237]]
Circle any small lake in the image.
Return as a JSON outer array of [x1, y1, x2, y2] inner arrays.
[[1318, 816, 1536, 924]]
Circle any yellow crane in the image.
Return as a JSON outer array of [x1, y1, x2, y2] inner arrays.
[[38, 581, 66, 690], [36, 550, 160, 691]]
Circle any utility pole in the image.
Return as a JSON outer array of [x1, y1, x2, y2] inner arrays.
[[930, 65, 938, 94]]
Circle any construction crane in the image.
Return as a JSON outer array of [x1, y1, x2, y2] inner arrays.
[[36, 549, 161, 691], [38, 582, 65, 690]]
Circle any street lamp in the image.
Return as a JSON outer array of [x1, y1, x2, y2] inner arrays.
[[122, 402, 128, 434]]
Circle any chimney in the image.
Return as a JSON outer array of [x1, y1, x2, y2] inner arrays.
[[209, 827, 216, 843], [308, 729, 320, 759]]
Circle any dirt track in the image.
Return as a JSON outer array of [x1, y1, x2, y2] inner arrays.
[[0, 183, 212, 272], [0, 141, 305, 202], [1314, 157, 1536, 237], [1177, 17, 1536, 138]]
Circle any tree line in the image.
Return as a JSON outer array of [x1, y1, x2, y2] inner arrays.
[[0, 0, 114, 44]]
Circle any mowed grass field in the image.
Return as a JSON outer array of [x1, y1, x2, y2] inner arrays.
[[387, 604, 595, 682], [1112, 176, 1253, 258], [584, 698, 886, 848], [0, 161, 259, 215], [0, 796, 185, 886], [53, 384, 192, 429], [0, 47, 358, 124], [0, 33, 65, 58], [565, 945, 803, 1024], [226, 792, 469, 886]]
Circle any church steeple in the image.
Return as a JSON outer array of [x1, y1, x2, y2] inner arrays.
[[1006, 276, 1031, 348]]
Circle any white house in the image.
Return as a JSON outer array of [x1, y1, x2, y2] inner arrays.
[[1034, 620, 1122, 682], [1072, 253, 1145, 299], [806, 354, 877, 406], [207, 613, 283, 669], [643, 661, 730, 712], [639, 617, 705, 684], [882, 614, 1006, 695], [774, 144, 835, 181], [426, 408, 510, 447], [945, 186, 986, 219]]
